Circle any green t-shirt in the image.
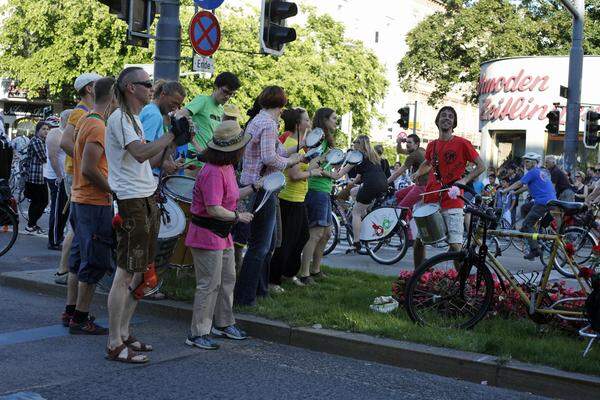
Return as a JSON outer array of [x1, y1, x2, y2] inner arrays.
[[307, 141, 334, 193], [185, 95, 223, 153]]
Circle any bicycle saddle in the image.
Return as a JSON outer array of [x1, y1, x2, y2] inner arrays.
[[546, 199, 587, 214]]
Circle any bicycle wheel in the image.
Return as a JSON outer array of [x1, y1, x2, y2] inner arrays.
[[323, 212, 340, 256], [0, 205, 19, 257], [493, 218, 512, 252], [366, 222, 409, 265], [550, 227, 598, 278], [404, 251, 494, 329]]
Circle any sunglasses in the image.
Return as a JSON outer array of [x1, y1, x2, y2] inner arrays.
[[132, 81, 153, 89]]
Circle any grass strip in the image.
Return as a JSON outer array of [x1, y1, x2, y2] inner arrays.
[[161, 265, 600, 376]]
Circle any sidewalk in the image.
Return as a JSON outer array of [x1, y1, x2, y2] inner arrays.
[[1, 268, 598, 400]]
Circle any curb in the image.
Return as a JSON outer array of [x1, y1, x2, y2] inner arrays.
[[2, 270, 599, 400]]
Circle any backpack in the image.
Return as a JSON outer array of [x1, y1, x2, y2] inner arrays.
[[0, 136, 13, 180], [584, 275, 600, 331]]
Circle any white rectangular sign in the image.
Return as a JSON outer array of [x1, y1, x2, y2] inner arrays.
[[192, 54, 215, 74]]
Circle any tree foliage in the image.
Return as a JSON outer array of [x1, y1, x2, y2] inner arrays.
[[0, 0, 388, 134], [398, 0, 600, 105]]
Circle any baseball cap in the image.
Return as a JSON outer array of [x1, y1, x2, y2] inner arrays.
[[522, 152, 541, 161], [74, 73, 102, 91]]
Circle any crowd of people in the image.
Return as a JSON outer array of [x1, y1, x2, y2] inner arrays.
[[2, 67, 599, 363]]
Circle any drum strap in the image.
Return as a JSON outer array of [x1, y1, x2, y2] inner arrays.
[[191, 214, 235, 238]]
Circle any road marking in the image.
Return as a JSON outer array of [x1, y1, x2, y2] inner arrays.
[[0, 318, 142, 348], [0, 392, 47, 400]]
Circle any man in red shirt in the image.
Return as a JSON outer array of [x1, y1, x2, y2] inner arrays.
[[412, 106, 485, 268]]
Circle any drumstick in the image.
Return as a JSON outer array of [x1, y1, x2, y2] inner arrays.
[[420, 188, 450, 197]]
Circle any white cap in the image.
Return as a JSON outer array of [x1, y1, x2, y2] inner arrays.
[[522, 152, 541, 162], [74, 73, 102, 91]]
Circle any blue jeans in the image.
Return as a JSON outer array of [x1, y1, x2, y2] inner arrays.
[[234, 190, 277, 306]]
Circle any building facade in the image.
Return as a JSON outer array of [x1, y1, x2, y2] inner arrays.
[[478, 56, 600, 168]]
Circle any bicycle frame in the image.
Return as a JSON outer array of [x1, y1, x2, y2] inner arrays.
[[474, 228, 590, 319]]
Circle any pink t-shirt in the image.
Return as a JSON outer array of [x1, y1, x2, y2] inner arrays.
[[185, 163, 240, 250]]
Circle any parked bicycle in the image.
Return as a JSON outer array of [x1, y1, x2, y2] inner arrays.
[[404, 183, 593, 330]]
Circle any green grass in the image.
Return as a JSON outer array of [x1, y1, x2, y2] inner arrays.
[[161, 266, 600, 376]]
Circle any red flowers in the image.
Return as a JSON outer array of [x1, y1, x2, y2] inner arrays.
[[565, 242, 575, 257], [578, 267, 595, 279], [112, 213, 123, 229]]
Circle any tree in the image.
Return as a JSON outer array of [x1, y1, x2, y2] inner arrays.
[[0, 0, 388, 136], [398, 0, 600, 105], [0, 0, 153, 103]]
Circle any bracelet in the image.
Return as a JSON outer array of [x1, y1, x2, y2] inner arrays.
[[234, 210, 239, 223], [251, 184, 257, 193]]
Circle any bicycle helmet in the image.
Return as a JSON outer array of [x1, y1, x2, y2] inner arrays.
[[45, 116, 60, 128]]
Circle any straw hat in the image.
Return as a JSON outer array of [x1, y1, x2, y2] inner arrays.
[[208, 120, 251, 152], [223, 104, 241, 119]]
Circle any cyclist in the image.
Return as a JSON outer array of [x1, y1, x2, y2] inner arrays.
[[347, 135, 388, 252], [499, 152, 556, 260]]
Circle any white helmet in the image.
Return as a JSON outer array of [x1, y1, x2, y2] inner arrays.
[[522, 152, 541, 162]]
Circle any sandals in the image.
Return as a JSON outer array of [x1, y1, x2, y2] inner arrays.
[[105, 344, 149, 364], [123, 336, 153, 352]]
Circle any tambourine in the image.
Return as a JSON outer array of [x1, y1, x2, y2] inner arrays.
[[254, 172, 286, 213], [344, 150, 364, 165], [305, 128, 324, 148], [323, 148, 345, 168]]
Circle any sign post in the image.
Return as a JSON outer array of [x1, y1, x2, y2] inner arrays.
[[154, 0, 182, 81], [559, 0, 585, 173]]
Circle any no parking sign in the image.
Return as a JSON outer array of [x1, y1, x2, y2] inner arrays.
[[188, 11, 221, 57]]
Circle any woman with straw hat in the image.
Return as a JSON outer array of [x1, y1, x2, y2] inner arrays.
[[185, 119, 258, 350]]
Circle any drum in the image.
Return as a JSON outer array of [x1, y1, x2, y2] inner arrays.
[[155, 197, 187, 267], [360, 207, 399, 242], [305, 128, 324, 148], [162, 175, 195, 267], [412, 204, 447, 244]]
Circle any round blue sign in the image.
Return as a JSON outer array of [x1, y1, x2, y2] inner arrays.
[[194, 0, 225, 9]]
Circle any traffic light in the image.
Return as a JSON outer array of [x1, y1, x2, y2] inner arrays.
[[584, 110, 600, 149], [397, 106, 410, 129], [98, 0, 155, 47], [260, 0, 298, 56], [545, 110, 560, 135]]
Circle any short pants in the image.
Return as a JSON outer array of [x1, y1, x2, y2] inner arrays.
[[414, 207, 465, 245], [305, 189, 332, 228], [115, 196, 160, 273], [68, 203, 114, 284]]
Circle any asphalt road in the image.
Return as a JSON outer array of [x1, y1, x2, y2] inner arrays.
[[0, 286, 548, 400]]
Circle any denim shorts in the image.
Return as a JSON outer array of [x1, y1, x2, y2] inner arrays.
[[69, 203, 115, 284], [305, 190, 332, 228]]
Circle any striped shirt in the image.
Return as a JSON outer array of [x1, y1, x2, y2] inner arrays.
[[240, 110, 288, 186]]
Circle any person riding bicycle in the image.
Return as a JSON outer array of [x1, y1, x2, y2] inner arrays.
[[411, 106, 485, 269], [347, 135, 388, 252], [499, 152, 556, 260]]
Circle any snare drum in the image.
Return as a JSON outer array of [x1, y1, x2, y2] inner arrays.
[[162, 175, 195, 266], [412, 203, 447, 244], [155, 197, 187, 267]]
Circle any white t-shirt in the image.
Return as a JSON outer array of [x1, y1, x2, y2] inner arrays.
[[43, 128, 66, 180], [106, 109, 156, 200]]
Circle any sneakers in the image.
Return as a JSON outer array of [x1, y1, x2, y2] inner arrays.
[[298, 276, 316, 286], [290, 276, 305, 287], [524, 249, 541, 260], [25, 225, 45, 234], [69, 317, 107, 335], [310, 271, 328, 279], [55, 272, 68, 285], [211, 325, 247, 340], [186, 335, 220, 350], [269, 284, 285, 294], [61, 312, 73, 327]]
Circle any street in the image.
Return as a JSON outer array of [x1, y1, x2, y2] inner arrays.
[[0, 212, 568, 399]]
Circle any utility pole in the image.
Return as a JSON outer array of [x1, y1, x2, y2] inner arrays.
[[560, 0, 585, 174], [154, 0, 182, 81]]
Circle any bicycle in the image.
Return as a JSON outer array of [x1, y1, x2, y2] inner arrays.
[[404, 183, 592, 330], [325, 183, 410, 265], [0, 179, 19, 257]]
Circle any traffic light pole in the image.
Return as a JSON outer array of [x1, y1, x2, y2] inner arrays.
[[154, 0, 182, 81], [561, 0, 585, 174], [412, 101, 417, 136]]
